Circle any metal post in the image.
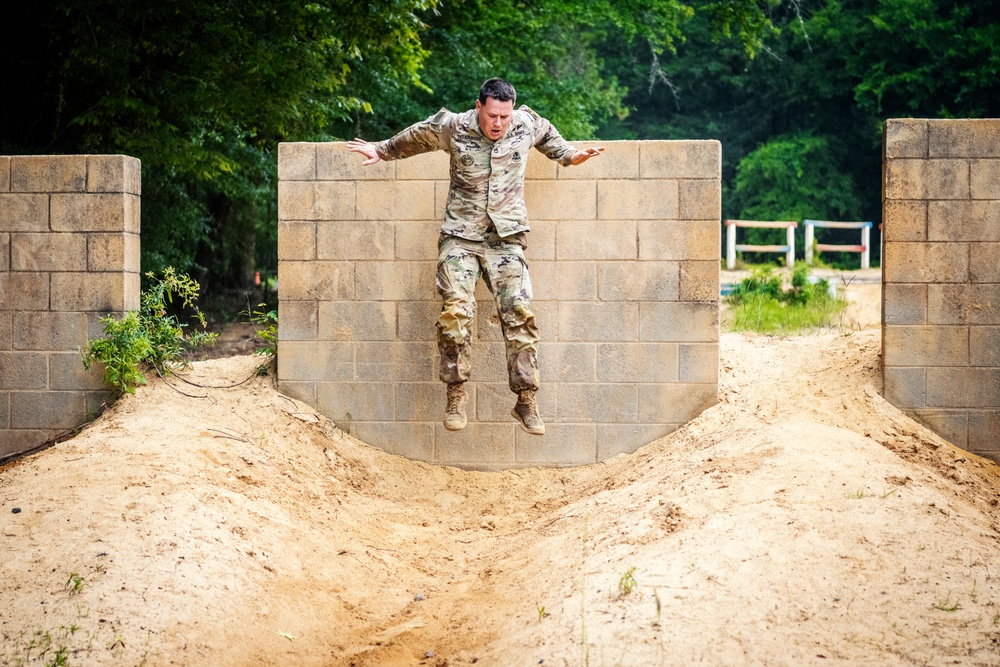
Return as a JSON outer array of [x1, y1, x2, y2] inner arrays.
[[804, 222, 814, 265], [786, 225, 795, 267], [861, 224, 871, 270], [727, 222, 736, 270]]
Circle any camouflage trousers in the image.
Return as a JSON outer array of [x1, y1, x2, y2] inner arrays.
[[436, 232, 540, 392]]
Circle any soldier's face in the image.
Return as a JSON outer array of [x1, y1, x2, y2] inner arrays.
[[476, 97, 514, 140]]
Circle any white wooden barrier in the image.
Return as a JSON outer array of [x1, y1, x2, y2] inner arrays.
[[803, 220, 873, 269], [725, 219, 797, 269]]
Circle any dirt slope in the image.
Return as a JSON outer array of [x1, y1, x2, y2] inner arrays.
[[3, 330, 1000, 666]]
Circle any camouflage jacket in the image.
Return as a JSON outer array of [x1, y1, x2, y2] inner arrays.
[[375, 106, 576, 240]]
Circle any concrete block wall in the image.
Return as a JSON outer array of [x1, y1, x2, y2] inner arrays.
[[277, 140, 720, 469], [0, 155, 140, 458], [882, 119, 1000, 464]]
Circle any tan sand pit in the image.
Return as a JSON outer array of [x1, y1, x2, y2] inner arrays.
[[3, 326, 1000, 666]]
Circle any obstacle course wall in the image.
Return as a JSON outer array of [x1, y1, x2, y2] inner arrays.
[[0, 155, 140, 458], [276, 140, 721, 470], [882, 119, 1000, 463]]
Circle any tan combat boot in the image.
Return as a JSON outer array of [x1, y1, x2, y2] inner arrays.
[[444, 382, 468, 431], [512, 389, 545, 435]]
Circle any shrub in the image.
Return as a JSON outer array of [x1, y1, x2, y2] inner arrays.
[[725, 265, 846, 334]]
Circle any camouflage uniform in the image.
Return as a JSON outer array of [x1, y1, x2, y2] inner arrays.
[[376, 106, 576, 391]]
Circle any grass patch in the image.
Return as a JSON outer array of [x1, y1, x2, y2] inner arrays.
[[724, 265, 847, 335]]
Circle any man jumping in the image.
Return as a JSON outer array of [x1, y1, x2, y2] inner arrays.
[[347, 77, 603, 436]]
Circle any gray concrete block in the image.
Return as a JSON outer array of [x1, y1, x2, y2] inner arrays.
[[318, 301, 396, 340], [557, 141, 639, 180], [394, 221, 441, 261], [537, 342, 596, 383], [598, 180, 678, 220], [883, 367, 926, 409], [971, 244, 1000, 283], [475, 382, 554, 422], [554, 219, 637, 260], [679, 344, 719, 383], [278, 260, 354, 301], [882, 242, 968, 284], [970, 159, 1000, 200], [925, 368, 1000, 408], [87, 155, 141, 194], [13, 312, 89, 351], [928, 119, 1000, 158], [598, 262, 679, 302], [317, 220, 394, 260], [0, 352, 47, 389], [882, 325, 968, 366], [0, 313, 11, 350], [355, 261, 437, 301], [11, 232, 87, 271], [278, 221, 316, 260], [0, 194, 49, 232], [556, 383, 638, 423], [597, 343, 679, 383], [514, 423, 596, 465], [911, 409, 967, 446], [884, 119, 928, 158], [277, 301, 318, 341], [317, 381, 395, 422], [679, 261, 720, 303], [0, 273, 49, 310], [884, 159, 969, 200], [279, 143, 317, 181], [679, 180, 721, 220], [49, 352, 108, 391], [356, 342, 436, 382], [928, 201, 1000, 242], [927, 285, 1000, 325], [11, 155, 87, 192], [11, 391, 86, 429], [882, 200, 927, 242], [50, 193, 138, 232], [968, 411, 1000, 456], [883, 284, 927, 324], [640, 141, 720, 179], [531, 261, 596, 301], [638, 219, 720, 261], [638, 383, 717, 423], [0, 429, 55, 458], [558, 302, 639, 341], [277, 341, 354, 382], [970, 327, 1000, 366], [50, 272, 129, 312], [0, 157, 9, 192], [639, 302, 718, 342], [353, 421, 436, 462], [278, 381, 316, 406], [434, 422, 517, 467], [398, 301, 439, 341], [395, 381, 453, 421], [597, 423, 678, 459]]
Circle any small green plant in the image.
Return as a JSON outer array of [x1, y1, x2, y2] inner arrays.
[[536, 604, 548, 621], [933, 592, 961, 612], [241, 302, 278, 357], [66, 573, 84, 595], [725, 265, 846, 334], [848, 489, 865, 499], [618, 567, 638, 596], [81, 268, 217, 395]]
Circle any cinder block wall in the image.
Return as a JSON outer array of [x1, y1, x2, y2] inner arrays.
[[882, 119, 1000, 464], [0, 155, 140, 458], [277, 140, 720, 470]]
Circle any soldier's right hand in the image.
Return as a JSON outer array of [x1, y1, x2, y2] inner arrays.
[[346, 138, 381, 166]]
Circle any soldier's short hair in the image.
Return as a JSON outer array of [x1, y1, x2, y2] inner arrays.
[[479, 78, 516, 105]]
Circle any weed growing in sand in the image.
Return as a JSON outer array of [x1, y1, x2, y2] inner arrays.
[[241, 302, 278, 358], [81, 268, 217, 395], [848, 489, 865, 499], [724, 265, 846, 335], [65, 573, 84, 595], [618, 568, 638, 596], [933, 592, 961, 612], [536, 604, 548, 621]]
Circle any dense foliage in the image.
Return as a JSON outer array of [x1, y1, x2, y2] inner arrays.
[[3, 0, 997, 285]]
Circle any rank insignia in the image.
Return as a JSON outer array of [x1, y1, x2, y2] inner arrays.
[[512, 151, 522, 162]]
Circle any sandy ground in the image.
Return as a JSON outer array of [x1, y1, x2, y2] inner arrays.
[[4, 280, 1000, 666]]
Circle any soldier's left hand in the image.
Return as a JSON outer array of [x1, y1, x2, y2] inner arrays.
[[570, 147, 605, 165]]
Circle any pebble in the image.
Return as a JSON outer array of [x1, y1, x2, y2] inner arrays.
[[11, 507, 21, 514], [414, 593, 426, 601], [424, 651, 435, 658]]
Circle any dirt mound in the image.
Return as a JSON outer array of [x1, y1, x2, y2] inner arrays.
[[3, 331, 1000, 666]]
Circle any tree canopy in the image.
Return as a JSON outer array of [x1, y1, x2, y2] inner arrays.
[[2, 0, 997, 287]]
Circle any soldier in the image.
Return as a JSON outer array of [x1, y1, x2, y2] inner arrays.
[[347, 77, 603, 436]]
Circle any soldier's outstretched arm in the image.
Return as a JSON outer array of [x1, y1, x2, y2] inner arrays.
[[569, 147, 605, 165], [346, 138, 381, 166]]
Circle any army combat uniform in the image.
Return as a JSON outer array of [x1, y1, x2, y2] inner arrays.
[[375, 106, 576, 392]]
